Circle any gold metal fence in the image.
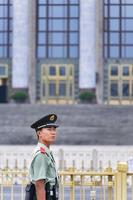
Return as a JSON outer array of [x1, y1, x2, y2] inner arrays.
[[0, 162, 132, 200]]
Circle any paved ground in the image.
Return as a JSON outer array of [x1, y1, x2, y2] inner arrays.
[[0, 103, 133, 145]]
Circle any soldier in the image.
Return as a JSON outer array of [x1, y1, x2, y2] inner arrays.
[[28, 113, 59, 200]]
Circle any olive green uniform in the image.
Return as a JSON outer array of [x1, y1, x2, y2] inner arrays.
[[29, 142, 58, 199]]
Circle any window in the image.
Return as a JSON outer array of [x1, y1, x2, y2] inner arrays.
[[48, 46, 67, 58], [49, 81, 56, 96], [59, 81, 66, 96], [36, 1, 79, 58], [49, 32, 67, 44], [0, 66, 6, 76], [59, 66, 66, 76], [103, 1, 133, 58], [122, 82, 129, 96], [123, 66, 129, 76], [49, 6, 67, 18], [0, 0, 12, 58], [49, 66, 56, 75], [111, 66, 118, 76], [110, 82, 118, 97]]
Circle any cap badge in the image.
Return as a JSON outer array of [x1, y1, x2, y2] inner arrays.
[[50, 115, 55, 121]]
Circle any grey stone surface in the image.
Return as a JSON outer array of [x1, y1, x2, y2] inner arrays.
[[0, 104, 133, 145]]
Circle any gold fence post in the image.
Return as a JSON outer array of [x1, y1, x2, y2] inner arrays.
[[115, 162, 128, 200]]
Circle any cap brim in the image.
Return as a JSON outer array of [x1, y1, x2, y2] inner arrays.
[[45, 124, 59, 128]]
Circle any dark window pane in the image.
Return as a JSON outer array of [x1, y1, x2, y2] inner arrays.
[[49, 66, 56, 75], [122, 0, 133, 3], [38, 6, 46, 17], [0, 66, 6, 75], [38, 32, 46, 44], [49, 19, 67, 31], [110, 33, 119, 44], [122, 33, 133, 45], [69, 46, 78, 58], [110, 6, 119, 17], [48, 46, 67, 58], [49, 32, 67, 44], [49, 6, 67, 18], [123, 66, 129, 76], [0, 19, 8, 30], [0, 0, 8, 4], [0, 33, 7, 44], [122, 82, 129, 96], [110, 0, 120, 3], [0, 46, 7, 57], [49, 0, 67, 4], [59, 66, 66, 76], [70, 6, 78, 17], [69, 33, 78, 44], [37, 46, 46, 58], [59, 81, 66, 96], [70, 0, 79, 3], [49, 81, 56, 96], [110, 46, 119, 58], [0, 6, 8, 17], [111, 66, 118, 76], [38, 19, 46, 31], [124, 47, 133, 58], [38, 0, 47, 4], [122, 33, 133, 44], [109, 19, 119, 31], [122, 19, 133, 31], [122, 6, 133, 17], [38, 0, 46, 4], [110, 82, 118, 97], [70, 19, 78, 30]]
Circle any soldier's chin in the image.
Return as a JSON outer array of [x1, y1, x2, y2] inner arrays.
[[50, 138, 56, 143]]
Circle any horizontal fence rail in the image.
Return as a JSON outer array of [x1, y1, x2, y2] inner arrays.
[[0, 162, 133, 200], [1, 145, 133, 170]]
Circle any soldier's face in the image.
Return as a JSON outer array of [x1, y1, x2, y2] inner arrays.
[[39, 127, 57, 145]]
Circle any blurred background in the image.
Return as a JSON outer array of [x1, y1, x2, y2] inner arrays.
[[1, 1, 133, 199], [0, 0, 133, 145]]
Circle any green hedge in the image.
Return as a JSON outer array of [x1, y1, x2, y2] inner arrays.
[[11, 91, 27, 103], [79, 91, 96, 103]]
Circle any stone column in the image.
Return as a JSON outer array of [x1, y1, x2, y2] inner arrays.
[[95, 0, 104, 104], [79, 0, 96, 90], [28, 0, 36, 103], [12, 0, 29, 88], [12, 0, 36, 103]]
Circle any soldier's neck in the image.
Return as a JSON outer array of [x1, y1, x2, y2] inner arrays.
[[39, 140, 50, 148]]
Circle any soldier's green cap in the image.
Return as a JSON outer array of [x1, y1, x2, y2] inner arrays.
[[31, 113, 59, 131]]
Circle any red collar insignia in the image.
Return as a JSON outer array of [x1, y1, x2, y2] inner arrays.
[[40, 147, 45, 154]]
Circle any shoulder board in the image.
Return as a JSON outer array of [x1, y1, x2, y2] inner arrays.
[[40, 147, 46, 154]]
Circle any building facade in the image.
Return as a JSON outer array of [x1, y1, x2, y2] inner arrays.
[[0, 0, 133, 104]]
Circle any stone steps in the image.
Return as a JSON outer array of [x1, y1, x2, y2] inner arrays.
[[0, 104, 133, 145]]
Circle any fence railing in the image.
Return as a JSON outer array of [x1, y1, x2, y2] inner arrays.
[[0, 162, 133, 200], [1, 145, 133, 170]]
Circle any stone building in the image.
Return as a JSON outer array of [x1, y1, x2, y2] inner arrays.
[[0, 0, 133, 105]]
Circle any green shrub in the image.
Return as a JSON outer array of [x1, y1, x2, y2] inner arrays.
[[79, 91, 96, 103], [11, 91, 27, 103]]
